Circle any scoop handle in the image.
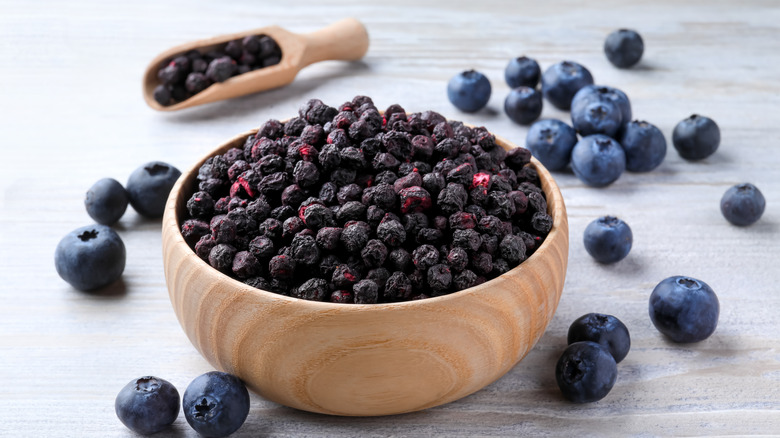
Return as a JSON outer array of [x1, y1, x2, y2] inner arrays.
[[299, 18, 370, 68]]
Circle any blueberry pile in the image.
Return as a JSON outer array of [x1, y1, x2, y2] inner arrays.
[[153, 34, 282, 107], [55, 161, 180, 292], [179, 95, 553, 303], [115, 371, 249, 437]]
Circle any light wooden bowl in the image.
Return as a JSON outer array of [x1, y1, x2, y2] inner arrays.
[[143, 18, 369, 111], [162, 127, 569, 416]]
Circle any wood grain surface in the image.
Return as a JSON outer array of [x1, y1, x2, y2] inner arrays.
[[2, 0, 779, 436]]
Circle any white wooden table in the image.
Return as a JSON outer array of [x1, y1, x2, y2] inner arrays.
[[2, 1, 779, 436]]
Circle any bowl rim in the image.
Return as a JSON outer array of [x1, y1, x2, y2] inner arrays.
[[164, 120, 567, 310]]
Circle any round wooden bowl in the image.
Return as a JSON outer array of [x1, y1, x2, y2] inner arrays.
[[161, 128, 569, 416]]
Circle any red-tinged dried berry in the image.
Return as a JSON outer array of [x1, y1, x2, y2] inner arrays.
[[282, 217, 305, 240], [448, 212, 477, 230], [195, 235, 216, 261], [211, 217, 237, 244], [393, 171, 423, 194], [181, 219, 210, 245], [269, 255, 295, 279], [332, 264, 360, 288], [330, 290, 353, 303], [258, 218, 282, 240], [447, 163, 475, 186], [302, 203, 336, 230], [398, 186, 432, 214]]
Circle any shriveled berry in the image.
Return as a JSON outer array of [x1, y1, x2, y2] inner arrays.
[[384, 271, 413, 301], [269, 255, 295, 279]]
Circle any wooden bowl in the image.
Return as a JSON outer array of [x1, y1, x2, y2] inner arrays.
[[161, 127, 569, 416]]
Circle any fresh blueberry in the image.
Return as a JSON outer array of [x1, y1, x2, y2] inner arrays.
[[504, 56, 541, 89], [571, 100, 622, 137], [720, 183, 766, 226], [555, 341, 617, 403], [571, 85, 632, 129], [183, 371, 250, 438], [525, 119, 578, 171], [85, 178, 129, 225], [55, 224, 126, 291], [447, 70, 492, 113], [568, 313, 631, 363], [126, 161, 182, 218], [583, 216, 632, 263], [619, 120, 667, 172], [115, 376, 180, 435], [604, 29, 644, 68], [672, 114, 720, 160], [570, 135, 626, 187], [504, 86, 543, 125], [649, 276, 719, 343], [541, 61, 594, 110]]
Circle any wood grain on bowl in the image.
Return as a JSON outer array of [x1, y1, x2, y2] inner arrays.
[[143, 18, 369, 111], [161, 129, 568, 416]]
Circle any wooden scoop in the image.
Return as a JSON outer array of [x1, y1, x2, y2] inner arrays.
[[142, 18, 369, 111]]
